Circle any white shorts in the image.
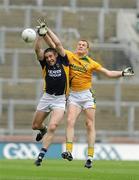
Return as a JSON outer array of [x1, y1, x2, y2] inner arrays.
[[37, 93, 66, 112], [68, 89, 96, 110]]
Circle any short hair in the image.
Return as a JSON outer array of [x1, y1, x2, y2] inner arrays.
[[79, 40, 89, 48], [44, 47, 57, 55]]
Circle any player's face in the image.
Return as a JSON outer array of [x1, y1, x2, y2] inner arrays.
[[76, 41, 88, 56], [44, 51, 57, 66]]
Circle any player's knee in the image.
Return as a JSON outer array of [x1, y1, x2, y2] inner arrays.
[[86, 120, 93, 130], [32, 123, 40, 130], [49, 123, 58, 132]]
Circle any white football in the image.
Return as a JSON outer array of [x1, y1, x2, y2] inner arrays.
[[21, 28, 36, 43]]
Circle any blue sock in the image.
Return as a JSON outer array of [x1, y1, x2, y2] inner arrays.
[[38, 148, 47, 160]]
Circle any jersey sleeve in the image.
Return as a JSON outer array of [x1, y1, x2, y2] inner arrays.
[[65, 49, 73, 55], [64, 49, 74, 63], [90, 58, 102, 71]]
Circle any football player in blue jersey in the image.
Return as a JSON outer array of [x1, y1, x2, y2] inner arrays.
[[32, 23, 69, 166]]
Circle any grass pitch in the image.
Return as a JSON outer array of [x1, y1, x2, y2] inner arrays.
[[0, 159, 139, 180]]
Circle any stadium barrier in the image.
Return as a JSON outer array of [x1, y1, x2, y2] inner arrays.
[[0, 0, 139, 9], [0, 97, 139, 137]]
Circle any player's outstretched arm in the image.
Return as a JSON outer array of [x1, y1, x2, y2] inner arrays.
[[99, 67, 134, 78], [46, 28, 65, 57], [36, 18, 56, 49], [36, 18, 65, 57], [34, 35, 44, 61], [44, 33, 56, 49]]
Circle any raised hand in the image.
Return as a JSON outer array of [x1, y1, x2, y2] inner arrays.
[[122, 67, 134, 76]]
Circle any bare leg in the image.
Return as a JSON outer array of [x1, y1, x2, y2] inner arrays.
[[84, 108, 96, 168], [32, 110, 49, 130], [61, 104, 81, 161], [42, 108, 65, 149], [66, 104, 81, 143], [35, 108, 65, 166], [85, 108, 96, 148], [32, 111, 49, 141]]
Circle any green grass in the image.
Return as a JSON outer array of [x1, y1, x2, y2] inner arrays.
[[0, 160, 139, 180]]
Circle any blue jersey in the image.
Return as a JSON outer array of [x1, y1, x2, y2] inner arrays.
[[39, 54, 69, 95]]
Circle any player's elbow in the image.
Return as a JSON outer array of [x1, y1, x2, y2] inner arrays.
[[35, 48, 38, 54]]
